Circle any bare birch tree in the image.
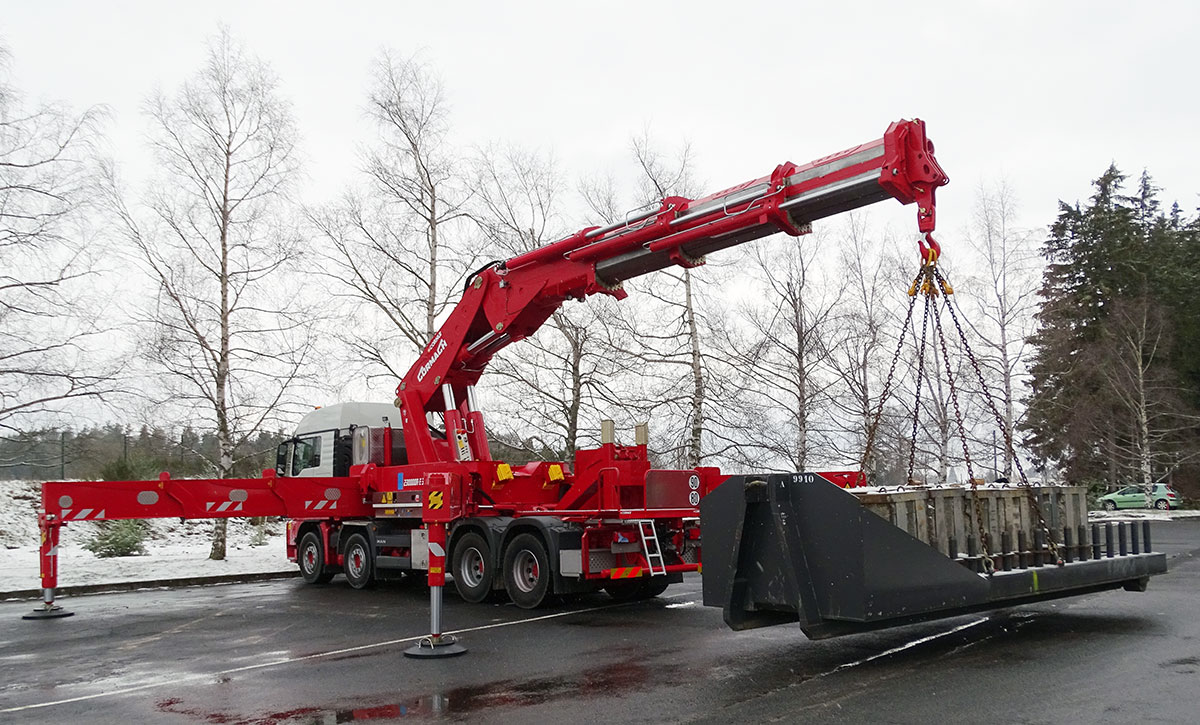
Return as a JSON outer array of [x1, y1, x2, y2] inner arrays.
[[825, 214, 908, 482], [308, 52, 474, 386], [1, 44, 116, 436], [603, 132, 719, 467], [962, 181, 1040, 478], [105, 30, 310, 559], [1096, 298, 1200, 499], [714, 235, 838, 471], [471, 145, 626, 458]]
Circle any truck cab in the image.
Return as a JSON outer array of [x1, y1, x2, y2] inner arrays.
[[275, 402, 406, 478]]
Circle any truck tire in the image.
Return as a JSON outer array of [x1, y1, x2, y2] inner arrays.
[[503, 533, 551, 609], [342, 532, 374, 589], [452, 532, 495, 603], [604, 577, 669, 601], [642, 577, 670, 598], [298, 530, 334, 584]]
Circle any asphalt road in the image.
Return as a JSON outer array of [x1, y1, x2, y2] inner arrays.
[[2, 521, 1198, 724]]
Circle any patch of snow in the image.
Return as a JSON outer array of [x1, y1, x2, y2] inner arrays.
[[851, 481, 1074, 496], [1087, 509, 1200, 522], [0, 480, 294, 593]]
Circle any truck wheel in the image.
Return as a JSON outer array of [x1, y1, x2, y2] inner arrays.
[[642, 577, 670, 598], [342, 532, 374, 589], [605, 577, 669, 601], [603, 580, 645, 601], [503, 533, 551, 609], [298, 530, 334, 584], [452, 532, 495, 603]]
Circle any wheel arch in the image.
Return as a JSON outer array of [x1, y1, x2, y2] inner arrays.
[[295, 519, 340, 567], [498, 516, 575, 557], [449, 517, 511, 573], [498, 516, 585, 593], [335, 521, 378, 574]]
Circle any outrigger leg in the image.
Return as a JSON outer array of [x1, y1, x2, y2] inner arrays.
[[404, 521, 466, 658], [24, 514, 73, 620]]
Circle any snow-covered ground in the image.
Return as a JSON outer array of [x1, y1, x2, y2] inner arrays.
[[1, 480, 294, 594], [853, 481, 1069, 495], [1087, 508, 1200, 522]]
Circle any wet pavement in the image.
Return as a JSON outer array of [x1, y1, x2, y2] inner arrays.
[[2, 520, 1198, 724]]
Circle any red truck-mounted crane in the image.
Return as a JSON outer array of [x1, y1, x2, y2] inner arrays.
[[25, 120, 1166, 647]]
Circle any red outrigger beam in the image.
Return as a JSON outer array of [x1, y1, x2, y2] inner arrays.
[[26, 470, 371, 617]]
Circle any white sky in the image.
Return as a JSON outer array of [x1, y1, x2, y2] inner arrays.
[[3, 1, 1197, 246]]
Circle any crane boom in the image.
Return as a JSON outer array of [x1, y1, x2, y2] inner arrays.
[[396, 119, 948, 464]]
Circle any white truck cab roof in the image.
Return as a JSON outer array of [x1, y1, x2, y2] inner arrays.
[[294, 402, 398, 436]]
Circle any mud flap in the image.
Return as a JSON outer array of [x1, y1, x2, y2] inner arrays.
[[701, 475, 1168, 640]]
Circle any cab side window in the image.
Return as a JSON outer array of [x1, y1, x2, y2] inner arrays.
[[291, 436, 322, 476]]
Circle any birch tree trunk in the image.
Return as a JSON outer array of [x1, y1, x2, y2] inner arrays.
[[104, 29, 308, 560], [965, 181, 1038, 479]]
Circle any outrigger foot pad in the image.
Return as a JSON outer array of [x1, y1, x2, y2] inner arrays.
[[23, 605, 74, 620], [404, 634, 467, 659]]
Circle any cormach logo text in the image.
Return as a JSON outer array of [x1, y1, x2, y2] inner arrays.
[[416, 335, 448, 382]]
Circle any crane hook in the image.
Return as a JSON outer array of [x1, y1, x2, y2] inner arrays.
[[918, 232, 941, 266]]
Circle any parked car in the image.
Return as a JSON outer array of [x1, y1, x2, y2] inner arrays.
[[1098, 484, 1181, 511]]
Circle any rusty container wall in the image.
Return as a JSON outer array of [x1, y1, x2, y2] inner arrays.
[[853, 484, 1090, 556]]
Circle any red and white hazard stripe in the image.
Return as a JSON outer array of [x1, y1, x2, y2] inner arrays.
[[205, 501, 244, 513], [59, 509, 106, 521]]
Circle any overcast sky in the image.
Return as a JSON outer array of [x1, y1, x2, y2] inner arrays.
[[4, 1, 1197, 249]]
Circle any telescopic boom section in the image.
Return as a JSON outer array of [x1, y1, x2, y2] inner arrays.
[[395, 119, 948, 464]]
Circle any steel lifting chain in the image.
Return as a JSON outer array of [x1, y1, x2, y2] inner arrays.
[[906, 292, 932, 485], [925, 278, 994, 574], [931, 266, 1063, 566], [862, 234, 1056, 575], [867, 241, 996, 573], [858, 268, 924, 482], [898, 262, 994, 573]]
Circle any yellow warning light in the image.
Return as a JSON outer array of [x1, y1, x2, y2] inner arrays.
[[496, 462, 514, 482], [547, 464, 564, 482]]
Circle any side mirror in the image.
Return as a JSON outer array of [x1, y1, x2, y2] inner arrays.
[[275, 442, 290, 476]]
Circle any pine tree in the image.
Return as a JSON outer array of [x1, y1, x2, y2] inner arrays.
[[1024, 166, 1200, 493]]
